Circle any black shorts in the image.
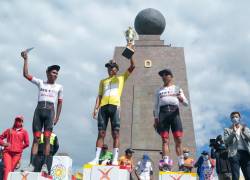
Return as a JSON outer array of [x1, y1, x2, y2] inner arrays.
[[159, 105, 183, 138], [33, 101, 55, 135], [97, 104, 120, 131]]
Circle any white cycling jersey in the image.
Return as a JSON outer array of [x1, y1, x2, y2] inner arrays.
[[29, 76, 63, 104], [154, 85, 188, 118]]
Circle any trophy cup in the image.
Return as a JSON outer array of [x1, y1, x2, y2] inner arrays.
[[122, 27, 137, 59]]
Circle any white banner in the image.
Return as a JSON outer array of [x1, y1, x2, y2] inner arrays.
[[51, 156, 73, 180]]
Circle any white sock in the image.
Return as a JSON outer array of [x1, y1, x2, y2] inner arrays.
[[113, 148, 119, 161], [95, 147, 102, 160], [163, 156, 169, 163], [178, 155, 184, 166]]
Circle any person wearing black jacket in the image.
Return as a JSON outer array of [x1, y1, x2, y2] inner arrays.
[[210, 135, 231, 180], [34, 132, 59, 174]]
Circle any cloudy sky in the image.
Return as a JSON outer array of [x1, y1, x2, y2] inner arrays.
[[0, 0, 250, 172]]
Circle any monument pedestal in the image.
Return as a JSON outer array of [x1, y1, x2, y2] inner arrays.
[[83, 164, 130, 180]]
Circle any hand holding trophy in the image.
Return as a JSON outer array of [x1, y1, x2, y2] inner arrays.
[[122, 27, 137, 59], [21, 47, 34, 60]]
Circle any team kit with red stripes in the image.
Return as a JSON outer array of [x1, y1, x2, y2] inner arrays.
[[28, 76, 63, 138], [154, 69, 189, 171], [26, 69, 63, 174], [154, 85, 188, 138], [20, 50, 64, 175]]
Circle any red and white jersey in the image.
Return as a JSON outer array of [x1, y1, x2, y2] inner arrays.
[[29, 76, 63, 104], [154, 85, 188, 118]]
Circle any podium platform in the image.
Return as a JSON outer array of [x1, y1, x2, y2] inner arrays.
[[7, 172, 52, 180], [83, 164, 130, 180], [159, 171, 197, 180]]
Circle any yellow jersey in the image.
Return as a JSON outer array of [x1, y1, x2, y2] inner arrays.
[[99, 71, 130, 107], [184, 157, 194, 167], [119, 155, 134, 168]]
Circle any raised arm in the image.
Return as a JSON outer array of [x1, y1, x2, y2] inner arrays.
[[127, 45, 135, 73], [21, 51, 32, 81]]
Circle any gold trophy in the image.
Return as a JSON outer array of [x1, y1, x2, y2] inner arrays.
[[122, 27, 137, 59]]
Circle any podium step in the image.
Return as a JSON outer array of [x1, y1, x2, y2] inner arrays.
[[51, 155, 72, 180], [159, 171, 197, 180], [83, 164, 130, 180], [7, 172, 52, 180]]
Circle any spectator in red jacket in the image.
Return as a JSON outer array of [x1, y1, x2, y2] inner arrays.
[[0, 115, 29, 180]]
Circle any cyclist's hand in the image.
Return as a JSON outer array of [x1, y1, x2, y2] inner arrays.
[[177, 94, 184, 102], [93, 108, 98, 119], [21, 51, 28, 60], [53, 117, 59, 126], [127, 43, 135, 51], [154, 118, 159, 129]]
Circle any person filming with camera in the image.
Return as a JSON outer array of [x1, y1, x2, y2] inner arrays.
[[210, 135, 231, 180], [224, 111, 250, 180]]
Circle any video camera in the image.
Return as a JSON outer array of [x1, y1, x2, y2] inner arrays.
[[209, 139, 217, 147], [209, 135, 226, 150]]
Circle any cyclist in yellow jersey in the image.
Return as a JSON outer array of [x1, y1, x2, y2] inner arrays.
[[89, 46, 135, 165]]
